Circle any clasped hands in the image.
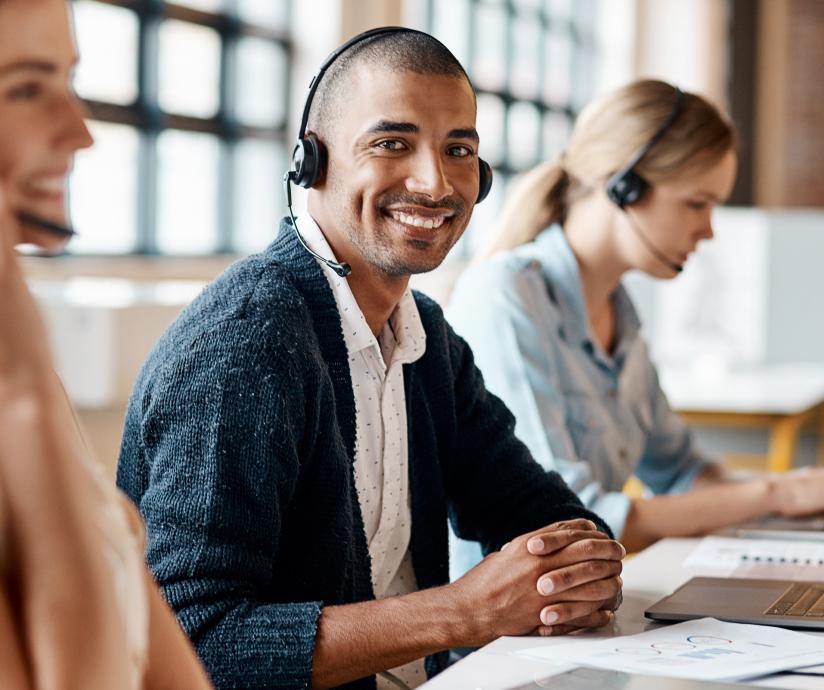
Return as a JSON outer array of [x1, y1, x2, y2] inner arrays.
[[451, 519, 625, 646]]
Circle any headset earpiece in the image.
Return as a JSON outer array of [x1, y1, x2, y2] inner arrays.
[[605, 86, 684, 210], [292, 134, 325, 189], [477, 158, 493, 204], [605, 167, 648, 209]]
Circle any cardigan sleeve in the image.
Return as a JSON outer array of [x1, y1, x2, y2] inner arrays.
[[119, 319, 321, 690], [443, 325, 612, 555]]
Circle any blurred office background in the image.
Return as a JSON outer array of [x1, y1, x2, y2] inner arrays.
[[22, 0, 824, 474]]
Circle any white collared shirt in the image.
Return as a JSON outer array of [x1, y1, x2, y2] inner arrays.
[[300, 216, 428, 689]]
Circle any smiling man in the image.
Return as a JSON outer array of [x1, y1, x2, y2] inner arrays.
[[118, 28, 624, 690]]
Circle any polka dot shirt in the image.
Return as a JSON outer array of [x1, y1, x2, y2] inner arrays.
[[302, 217, 428, 689]]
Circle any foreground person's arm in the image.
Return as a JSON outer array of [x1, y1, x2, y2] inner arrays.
[[0, 212, 134, 689], [312, 522, 623, 689], [142, 568, 214, 690], [0, 490, 30, 690], [0, 206, 211, 690]]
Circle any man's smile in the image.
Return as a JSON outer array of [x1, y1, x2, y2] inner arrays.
[[386, 209, 451, 229]]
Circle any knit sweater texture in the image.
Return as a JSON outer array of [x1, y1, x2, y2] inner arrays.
[[117, 219, 609, 690]]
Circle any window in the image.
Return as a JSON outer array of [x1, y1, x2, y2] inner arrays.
[[426, 0, 599, 255], [70, 0, 291, 255]]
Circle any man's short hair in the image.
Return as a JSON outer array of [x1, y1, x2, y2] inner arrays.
[[306, 31, 474, 140]]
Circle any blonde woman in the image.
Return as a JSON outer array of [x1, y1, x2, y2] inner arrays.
[[0, 0, 211, 687], [449, 80, 824, 569]]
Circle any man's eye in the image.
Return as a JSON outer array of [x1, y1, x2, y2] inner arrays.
[[376, 140, 406, 151], [7, 82, 41, 101], [448, 145, 473, 158]]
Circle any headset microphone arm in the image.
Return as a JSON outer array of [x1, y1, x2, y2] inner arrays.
[[16, 211, 76, 239], [622, 208, 683, 274], [282, 172, 352, 278]]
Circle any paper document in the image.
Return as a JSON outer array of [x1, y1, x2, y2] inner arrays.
[[515, 618, 824, 681], [684, 536, 824, 579]]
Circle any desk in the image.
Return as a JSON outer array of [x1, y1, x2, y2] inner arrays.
[[420, 538, 824, 690], [659, 364, 824, 472]]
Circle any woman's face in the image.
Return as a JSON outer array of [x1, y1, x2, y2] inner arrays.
[[616, 148, 737, 279], [0, 0, 92, 250]]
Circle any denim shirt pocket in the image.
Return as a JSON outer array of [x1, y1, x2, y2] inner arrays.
[[563, 391, 607, 463]]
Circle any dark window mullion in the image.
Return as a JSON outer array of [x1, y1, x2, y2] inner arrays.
[[137, 0, 163, 254], [217, 17, 240, 253]]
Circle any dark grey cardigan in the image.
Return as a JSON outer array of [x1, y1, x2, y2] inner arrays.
[[117, 220, 608, 690]]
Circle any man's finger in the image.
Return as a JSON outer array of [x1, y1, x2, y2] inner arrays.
[[539, 599, 615, 627], [602, 589, 623, 612], [526, 529, 612, 556], [543, 519, 599, 533], [537, 609, 614, 637], [537, 567, 622, 600]]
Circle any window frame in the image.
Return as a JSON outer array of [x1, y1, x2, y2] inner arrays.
[[72, 0, 292, 255], [425, 0, 598, 256]]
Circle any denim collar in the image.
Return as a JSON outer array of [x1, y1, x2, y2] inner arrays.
[[531, 225, 641, 366]]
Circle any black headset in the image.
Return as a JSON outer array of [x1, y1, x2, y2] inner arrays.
[[287, 26, 493, 204], [605, 86, 685, 209]]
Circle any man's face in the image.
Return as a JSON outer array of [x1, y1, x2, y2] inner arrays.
[[316, 67, 480, 276]]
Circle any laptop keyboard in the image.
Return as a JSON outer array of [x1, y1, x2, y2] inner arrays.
[[765, 583, 824, 617]]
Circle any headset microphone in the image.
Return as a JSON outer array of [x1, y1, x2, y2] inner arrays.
[[16, 211, 76, 240], [604, 85, 685, 276], [283, 172, 352, 278], [622, 208, 683, 274]]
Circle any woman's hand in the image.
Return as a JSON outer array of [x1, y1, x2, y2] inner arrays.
[[771, 468, 824, 518]]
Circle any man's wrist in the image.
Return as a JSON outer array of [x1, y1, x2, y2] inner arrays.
[[419, 583, 475, 649]]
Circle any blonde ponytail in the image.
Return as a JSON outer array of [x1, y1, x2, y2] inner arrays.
[[475, 160, 570, 262]]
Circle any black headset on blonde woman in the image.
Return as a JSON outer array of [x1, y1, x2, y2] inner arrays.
[[605, 85, 686, 274], [283, 26, 494, 278]]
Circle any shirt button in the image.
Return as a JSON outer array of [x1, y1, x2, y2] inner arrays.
[[618, 448, 628, 460]]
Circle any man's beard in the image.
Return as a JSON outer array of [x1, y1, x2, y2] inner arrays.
[[338, 188, 468, 277]]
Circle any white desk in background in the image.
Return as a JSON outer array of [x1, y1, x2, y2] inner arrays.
[[659, 363, 824, 472], [420, 538, 824, 690]]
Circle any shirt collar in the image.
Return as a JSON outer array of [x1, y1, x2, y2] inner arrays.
[[531, 225, 641, 354], [299, 214, 426, 364], [383, 288, 427, 367]]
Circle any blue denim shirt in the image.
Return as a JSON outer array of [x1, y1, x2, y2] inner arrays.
[[447, 226, 712, 577]]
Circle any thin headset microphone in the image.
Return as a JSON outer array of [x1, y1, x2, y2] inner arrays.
[[622, 207, 683, 274], [16, 211, 76, 239], [282, 171, 352, 278]]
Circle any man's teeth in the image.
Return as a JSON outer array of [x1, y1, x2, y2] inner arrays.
[[390, 211, 445, 229]]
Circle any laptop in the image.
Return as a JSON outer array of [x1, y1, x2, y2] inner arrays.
[[715, 515, 824, 542], [646, 576, 824, 630], [504, 667, 763, 689]]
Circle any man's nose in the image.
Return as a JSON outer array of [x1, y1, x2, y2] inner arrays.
[[405, 148, 454, 202]]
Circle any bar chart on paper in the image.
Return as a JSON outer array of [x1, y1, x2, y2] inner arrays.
[[684, 537, 824, 580], [515, 618, 824, 681]]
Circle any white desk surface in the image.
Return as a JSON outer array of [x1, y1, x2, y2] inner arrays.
[[659, 363, 824, 415], [420, 538, 824, 689]]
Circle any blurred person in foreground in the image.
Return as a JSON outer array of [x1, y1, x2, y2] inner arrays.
[[0, 0, 212, 687]]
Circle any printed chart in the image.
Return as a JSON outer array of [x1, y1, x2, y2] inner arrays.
[[516, 618, 824, 681]]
